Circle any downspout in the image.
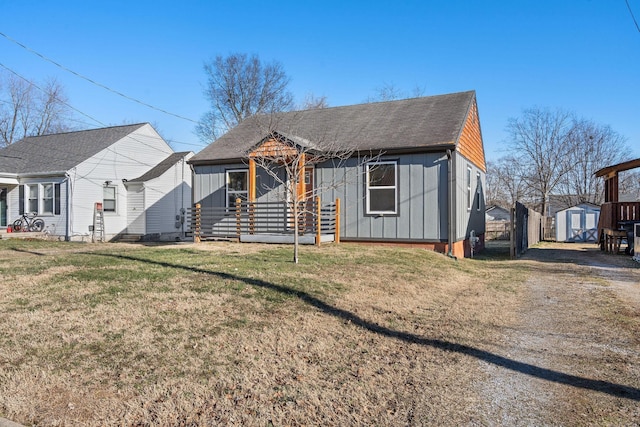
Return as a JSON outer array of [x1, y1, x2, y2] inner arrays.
[[64, 172, 71, 241], [446, 149, 456, 259]]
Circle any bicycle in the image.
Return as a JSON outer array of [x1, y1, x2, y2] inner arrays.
[[12, 212, 45, 232]]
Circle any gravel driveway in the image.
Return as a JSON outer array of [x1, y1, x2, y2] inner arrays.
[[475, 242, 640, 426]]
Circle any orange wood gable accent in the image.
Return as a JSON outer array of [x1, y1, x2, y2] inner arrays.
[[456, 98, 486, 172], [297, 153, 306, 200], [248, 158, 256, 202], [249, 138, 297, 158]]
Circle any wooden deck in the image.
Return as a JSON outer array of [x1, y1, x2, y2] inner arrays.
[[597, 201, 640, 251]]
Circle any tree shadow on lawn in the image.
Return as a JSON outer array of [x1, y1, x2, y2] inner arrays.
[[93, 251, 640, 402]]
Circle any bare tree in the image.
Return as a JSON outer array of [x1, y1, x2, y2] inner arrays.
[[486, 156, 533, 208], [0, 73, 72, 146], [246, 116, 377, 263], [365, 82, 426, 103], [557, 119, 629, 206], [300, 93, 329, 110], [196, 53, 294, 142], [506, 107, 577, 216]]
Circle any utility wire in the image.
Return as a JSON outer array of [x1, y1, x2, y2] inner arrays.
[[0, 30, 199, 123], [0, 61, 104, 127], [626, 0, 640, 32]]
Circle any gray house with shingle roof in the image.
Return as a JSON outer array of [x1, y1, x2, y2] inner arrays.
[[189, 91, 487, 258], [0, 123, 192, 241]]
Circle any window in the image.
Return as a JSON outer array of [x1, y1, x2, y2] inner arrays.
[[42, 184, 54, 214], [466, 167, 472, 211], [226, 169, 248, 207], [28, 184, 39, 213], [103, 186, 116, 212], [366, 161, 397, 215], [476, 172, 482, 211]]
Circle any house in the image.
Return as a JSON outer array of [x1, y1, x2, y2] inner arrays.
[[555, 202, 600, 243], [123, 151, 194, 241], [485, 205, 511, 222], [188, 90, 486, 258], [0, 123, 193, 241]]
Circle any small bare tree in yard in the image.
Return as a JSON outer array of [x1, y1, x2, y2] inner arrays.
[[0, 72, 72, 146], [246, 116, 378, 264]]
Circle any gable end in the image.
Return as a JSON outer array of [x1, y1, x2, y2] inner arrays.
[[456, 98, 486, 171]]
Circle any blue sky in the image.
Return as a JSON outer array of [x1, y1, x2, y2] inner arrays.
[[1, 0, 639, 161]]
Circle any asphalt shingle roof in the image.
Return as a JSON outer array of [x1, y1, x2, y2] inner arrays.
[[189, 91, 475, 164], [0, 123, 147, 174], [127, 152, 191, 183]]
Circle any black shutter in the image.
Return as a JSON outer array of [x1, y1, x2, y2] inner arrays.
[[54, 183, 61, 215], [19, 185, 24, 215]]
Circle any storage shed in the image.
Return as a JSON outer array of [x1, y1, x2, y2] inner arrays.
[[555, 203, 600, 242]]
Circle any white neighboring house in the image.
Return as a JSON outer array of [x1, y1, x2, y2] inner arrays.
[[0, 123, 193, 241], [124, 151, 194, 241]]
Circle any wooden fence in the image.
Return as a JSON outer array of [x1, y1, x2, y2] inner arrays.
[[188, 197, 340, 245], [511, 201, 542, 258]]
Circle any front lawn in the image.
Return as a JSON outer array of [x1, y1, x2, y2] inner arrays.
[[0, 240, 520, 426]]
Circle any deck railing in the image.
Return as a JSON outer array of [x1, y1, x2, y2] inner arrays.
[[187, 197, 340, 245], [597, 201, 640, 246]]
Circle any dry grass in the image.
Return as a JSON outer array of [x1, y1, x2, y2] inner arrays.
[[0, 239, 637, 425]]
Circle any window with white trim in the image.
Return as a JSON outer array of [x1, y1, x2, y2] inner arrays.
[[466, 167, 472, 211], [366, 161, 397, 215], [226, 169, 248, 208], [476, 172, 482, 211], [103, 186, 117, 212], [42, 183, 54, 214], [28, 184, 39, 213]]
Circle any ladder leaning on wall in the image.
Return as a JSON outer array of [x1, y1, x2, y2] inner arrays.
[[92, 202, 105, 243]]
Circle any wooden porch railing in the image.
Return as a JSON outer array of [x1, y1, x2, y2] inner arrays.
[[597, 201, 640, 247], [188, 196, 340, 245]]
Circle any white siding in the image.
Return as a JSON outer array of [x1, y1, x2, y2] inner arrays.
[[127, 183, 145, 234], [69, 124, 173, 240], [142, 153, 193, 235]]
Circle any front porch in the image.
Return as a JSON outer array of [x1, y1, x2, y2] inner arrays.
[[188, 197, 341, 245]]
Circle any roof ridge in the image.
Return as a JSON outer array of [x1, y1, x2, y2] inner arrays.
[[21, 123, 148, 140]]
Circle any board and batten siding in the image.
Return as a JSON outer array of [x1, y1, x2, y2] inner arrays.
[[317, 153, 448, 241], [453, 152, 486, 241]]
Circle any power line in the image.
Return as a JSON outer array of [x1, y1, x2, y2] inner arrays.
[[626, 0, 640, 32], [0, 61, 104, 127], [0, 30, 199, 123]]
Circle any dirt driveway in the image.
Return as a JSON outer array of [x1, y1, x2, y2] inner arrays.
[[476, 242, 640, 426]]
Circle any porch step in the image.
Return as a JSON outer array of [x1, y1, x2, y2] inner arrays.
[[0, 231, 45, 240], [115, 234, 144, 243]]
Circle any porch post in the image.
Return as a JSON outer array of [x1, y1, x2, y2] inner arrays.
[[249, 158, 256, 202], [249, 158, 256, 234], [235, 197, 242, 239], [297, 153, 306, 200], [335, 198, 341, 243], [194, 203, 201, 244], [315, 195, 321, 246]]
